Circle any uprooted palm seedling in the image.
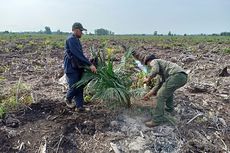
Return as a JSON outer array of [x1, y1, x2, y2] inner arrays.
[[74, 44, 159, 108], [74, 46, 133, 108]]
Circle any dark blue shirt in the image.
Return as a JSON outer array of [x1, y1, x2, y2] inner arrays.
[[64, 34, 91, 73]]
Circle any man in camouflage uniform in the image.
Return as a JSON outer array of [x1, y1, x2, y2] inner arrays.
[[143, 55, 188, 127]]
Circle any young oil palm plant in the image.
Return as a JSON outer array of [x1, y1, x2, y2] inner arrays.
[[74, 46, 132, 108]]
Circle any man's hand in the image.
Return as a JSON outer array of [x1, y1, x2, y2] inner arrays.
[[143, 94, 150, 101], [143, 77, 150, 84], [152, 91, 157, 96], [90, 65, 97, 73], [142, 91, 157, 101], [143, 92, 151, 101]]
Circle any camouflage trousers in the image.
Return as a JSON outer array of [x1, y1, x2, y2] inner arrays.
[[153, 72, 188, 123]]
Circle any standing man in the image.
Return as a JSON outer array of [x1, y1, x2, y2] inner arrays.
[[142, 55, 188, 127], [64, 22, 97, 112]]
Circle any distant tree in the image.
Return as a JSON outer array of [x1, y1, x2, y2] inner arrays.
[[212, 33, 218, 36], [37, 30, 43, 34], [154, 31, 158, 36], [94, 28, 114, 35], [184, 34, 187, 36], [220, 32, 230, 36], [3, 31, 9, 34], [168, 31, 172, 36], [44, 26, 52, 34], [56, 29, 63, 34]]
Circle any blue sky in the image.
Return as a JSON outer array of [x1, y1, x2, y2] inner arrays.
[[0, 0, 229, 34]]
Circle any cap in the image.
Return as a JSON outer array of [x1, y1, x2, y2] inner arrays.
[[72, 22, 87, 31]]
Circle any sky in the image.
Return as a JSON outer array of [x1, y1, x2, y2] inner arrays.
[[0, 0, 229, 34]]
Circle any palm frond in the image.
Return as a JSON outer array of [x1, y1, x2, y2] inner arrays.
[[73, 46, 137, 108]]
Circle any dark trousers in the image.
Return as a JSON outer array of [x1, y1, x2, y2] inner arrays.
[[66, 70, 84, 108]]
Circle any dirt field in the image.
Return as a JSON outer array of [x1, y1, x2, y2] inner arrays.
[[0, 35, 229, 153]]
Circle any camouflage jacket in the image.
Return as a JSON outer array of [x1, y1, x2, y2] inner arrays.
[[148, 59, 186, 93]]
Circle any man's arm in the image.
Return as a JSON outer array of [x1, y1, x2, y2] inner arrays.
[[149, 75, 162, 94], [149, 60, 160, 79], [144, 60, 160, 83], [143, 61, 161, 100], [67, 38, 91, 67], [143, 75, 161, 100]]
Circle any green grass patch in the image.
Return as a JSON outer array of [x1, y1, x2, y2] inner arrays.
[[0, 81, 33, 118], [0, 105, 5, 118], [223, 48, 230, 54]]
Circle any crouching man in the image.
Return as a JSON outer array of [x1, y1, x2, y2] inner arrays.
[[142, 55, 188, 127]]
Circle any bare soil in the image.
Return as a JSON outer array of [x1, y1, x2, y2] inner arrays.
[[0, 37, 229, 153]]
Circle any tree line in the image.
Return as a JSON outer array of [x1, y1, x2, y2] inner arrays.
[[1, 26, 230, 36], [0, 26, 115, 35]]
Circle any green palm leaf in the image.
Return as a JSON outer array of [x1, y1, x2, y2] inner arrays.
[[74, 46, 134, 108]]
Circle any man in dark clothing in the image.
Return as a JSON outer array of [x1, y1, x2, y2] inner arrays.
[[64, 22, 97, 112], [142, 55, 188, 127]]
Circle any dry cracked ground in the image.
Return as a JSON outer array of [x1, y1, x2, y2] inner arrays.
[[0, 36, 229, 153]]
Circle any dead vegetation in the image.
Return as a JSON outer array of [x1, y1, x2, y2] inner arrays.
[[0, 35, 229, 153]]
